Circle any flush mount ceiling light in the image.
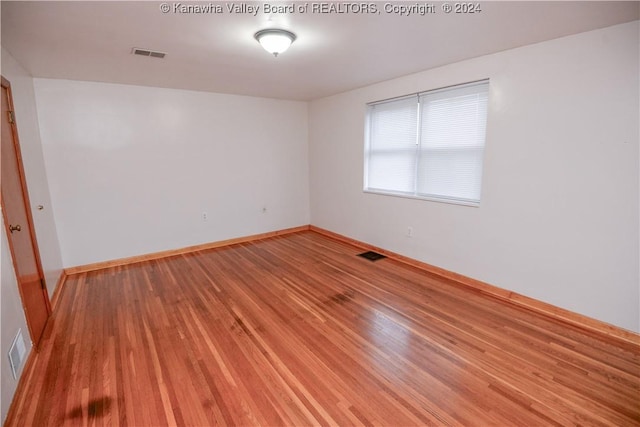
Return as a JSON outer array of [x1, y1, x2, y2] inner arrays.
[[254, 29, 296, 57]]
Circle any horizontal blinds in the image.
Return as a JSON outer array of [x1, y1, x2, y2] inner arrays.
[[417, 81, 489, 203], [365, 80, 489, 205], [366, 96, 418, 193]]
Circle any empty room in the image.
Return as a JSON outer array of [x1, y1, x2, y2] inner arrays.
[[1, 1, 639, 425]]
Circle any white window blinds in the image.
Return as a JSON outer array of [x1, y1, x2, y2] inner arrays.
[[365, 80, 489, 206]]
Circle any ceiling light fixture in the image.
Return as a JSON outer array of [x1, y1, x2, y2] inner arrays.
[[254, 29, 296, 57]]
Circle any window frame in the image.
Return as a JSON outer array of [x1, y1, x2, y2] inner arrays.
[[363, 79, 489, 207]]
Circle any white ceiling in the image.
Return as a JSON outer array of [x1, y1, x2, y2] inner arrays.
[[2, 1, 638, 101]]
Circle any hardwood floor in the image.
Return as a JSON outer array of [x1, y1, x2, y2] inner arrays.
[[5, 231, 639, 426]]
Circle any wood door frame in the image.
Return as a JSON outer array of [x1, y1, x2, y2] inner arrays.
[[1, 75, 52, 344]]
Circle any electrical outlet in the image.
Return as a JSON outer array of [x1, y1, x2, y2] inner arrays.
[[202, 212, 208, 222], [406, 226, 413, 237]]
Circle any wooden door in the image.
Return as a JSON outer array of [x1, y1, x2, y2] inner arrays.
[[1, 77, 51, 347]]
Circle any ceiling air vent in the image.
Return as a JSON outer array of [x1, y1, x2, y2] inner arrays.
[[131, 47, 166, 59]]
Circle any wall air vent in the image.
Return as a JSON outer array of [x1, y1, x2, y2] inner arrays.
[[8, 329, 27, 380], [131, 48, 166, 59]]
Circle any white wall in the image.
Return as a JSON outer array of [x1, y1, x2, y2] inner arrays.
[[34, 79, 310, 267], [309, 21, 640, 332]]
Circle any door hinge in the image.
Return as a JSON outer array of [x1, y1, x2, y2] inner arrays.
[[8, 111, 15, 124], [40, 278, 46, 290]]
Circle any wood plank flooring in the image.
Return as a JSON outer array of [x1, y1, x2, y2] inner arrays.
[[5, 231, 640, 426]]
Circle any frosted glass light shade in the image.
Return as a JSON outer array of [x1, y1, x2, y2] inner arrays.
[[254, 29, 296, 57]]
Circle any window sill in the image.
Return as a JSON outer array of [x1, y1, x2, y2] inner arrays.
[[363, 189, 480, 207]]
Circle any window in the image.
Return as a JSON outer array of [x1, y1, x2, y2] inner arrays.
[[364, 80, 489, 206]]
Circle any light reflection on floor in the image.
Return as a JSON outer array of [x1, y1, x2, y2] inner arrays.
[[366, 308, 413, 379]]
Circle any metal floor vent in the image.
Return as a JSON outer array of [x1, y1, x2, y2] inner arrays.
[[132, 47, 166, 59], [8, 329, 27, 380], [358, 251, 386, 261]]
